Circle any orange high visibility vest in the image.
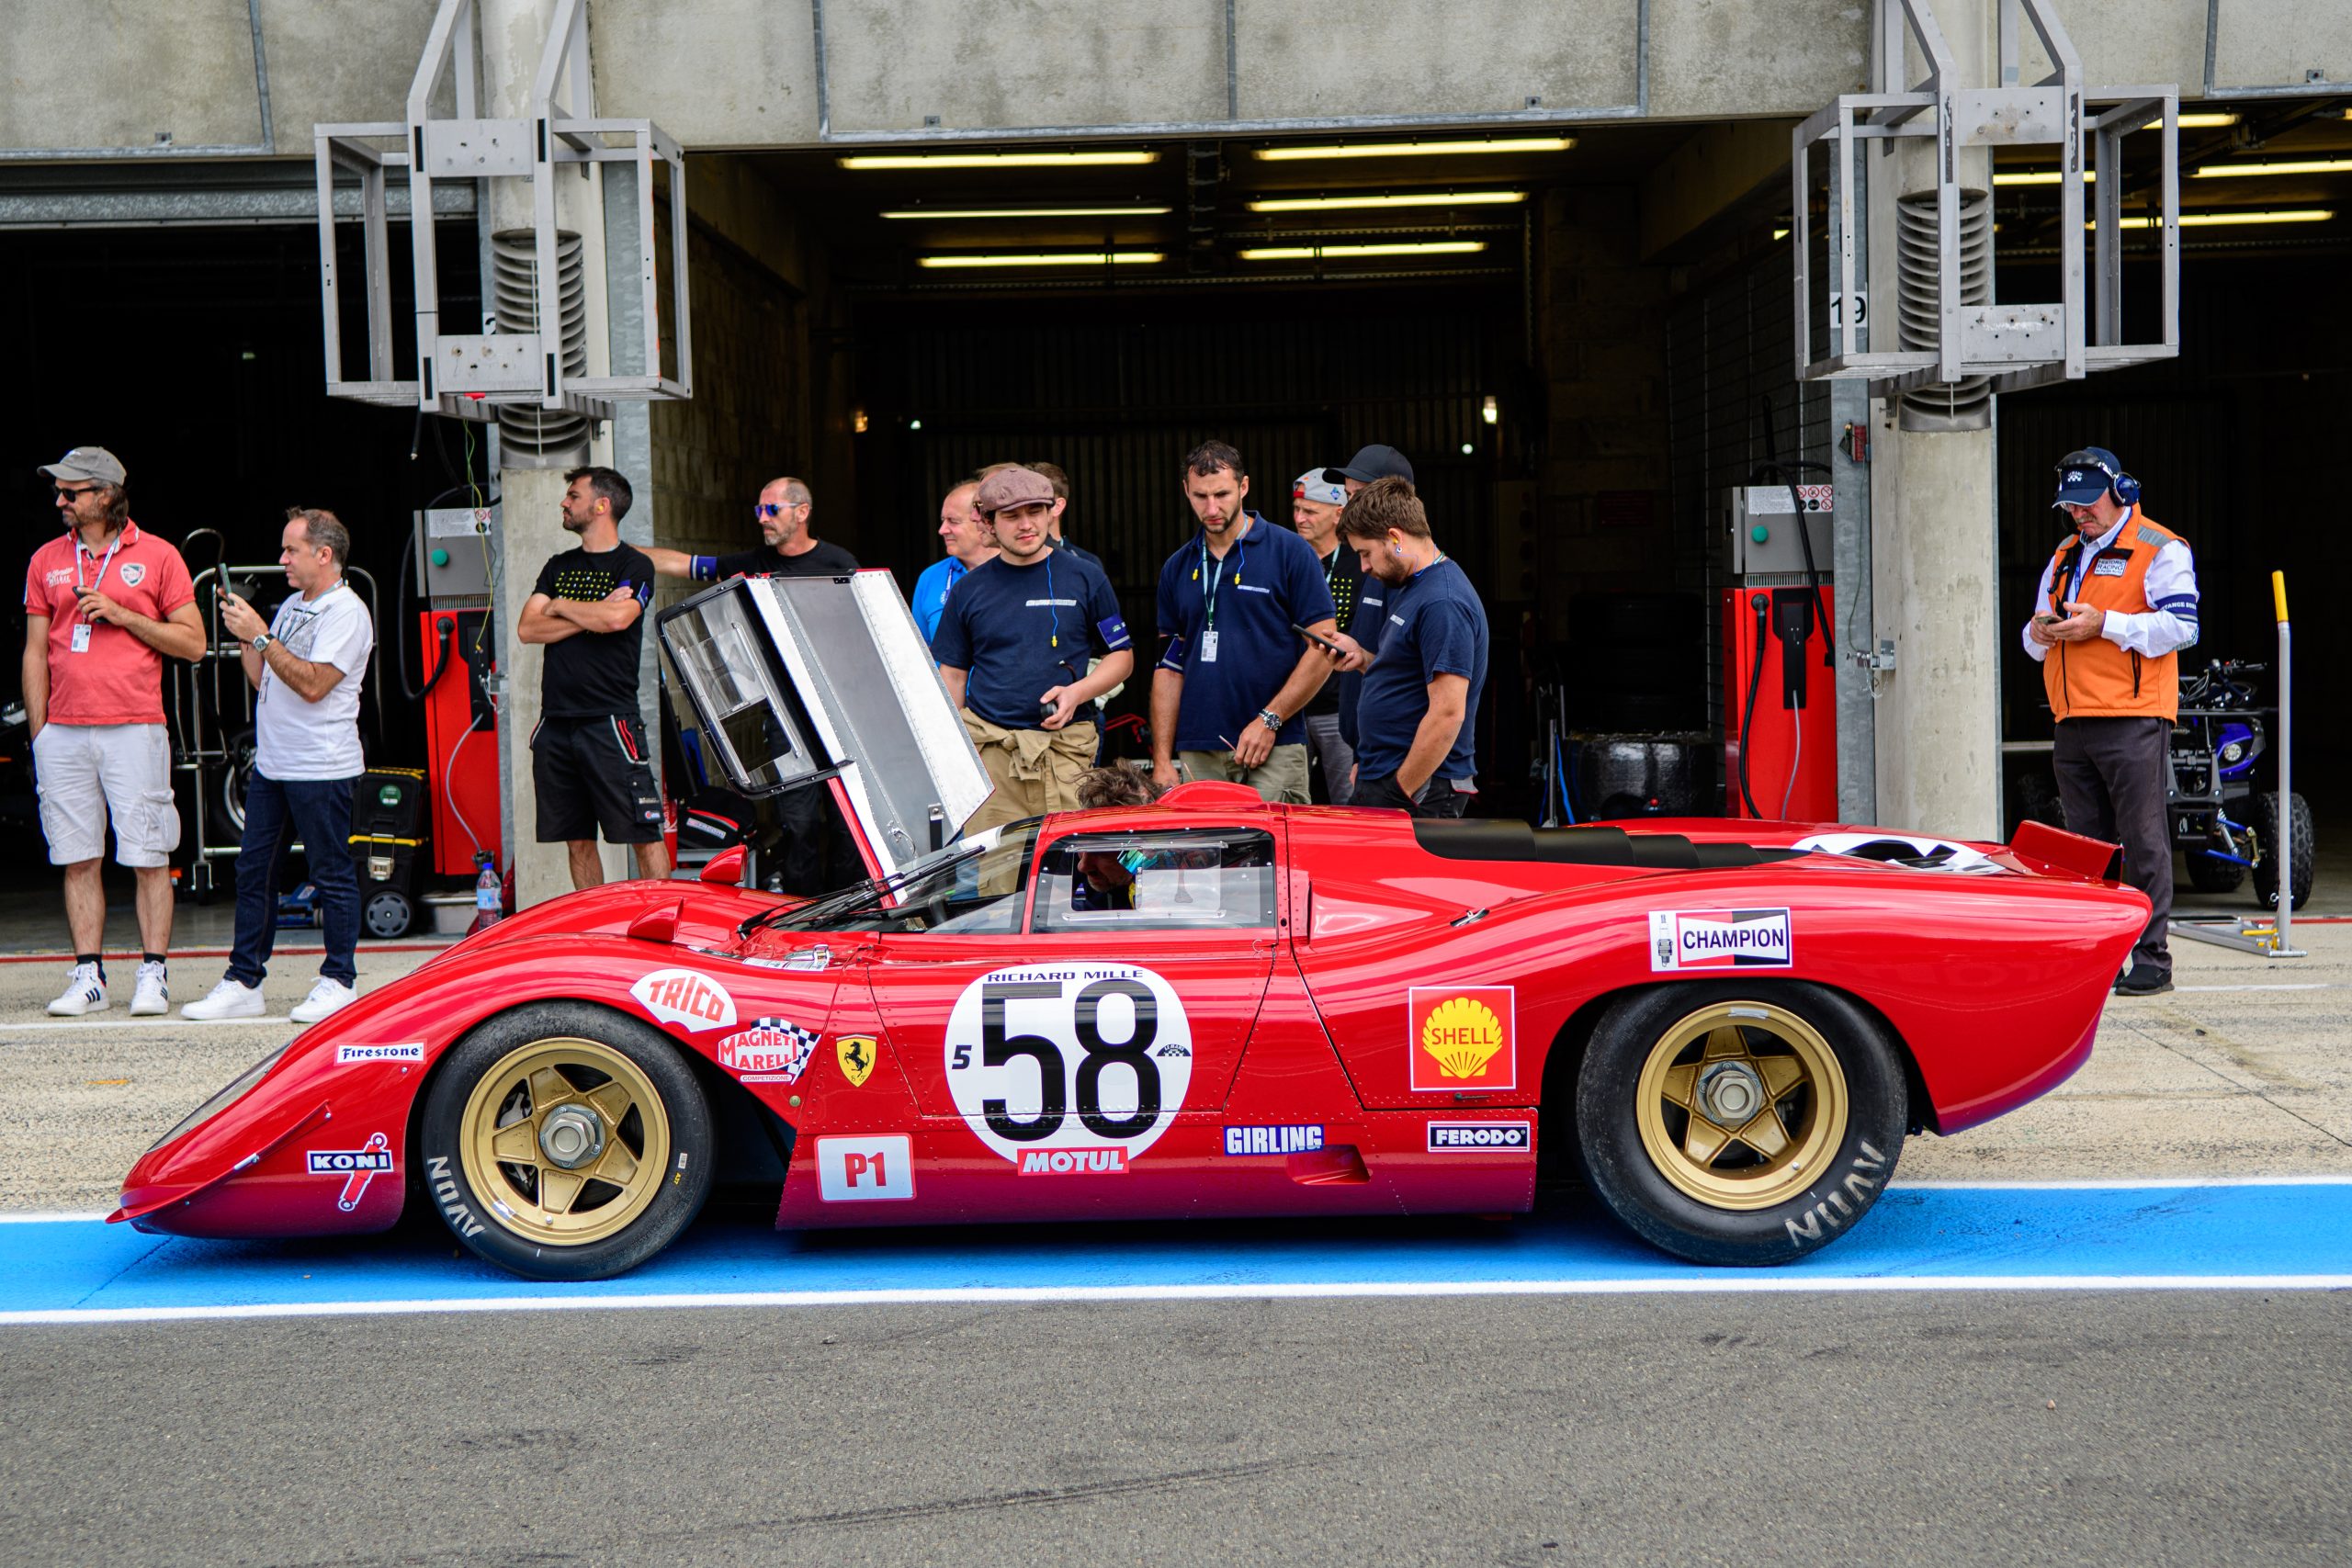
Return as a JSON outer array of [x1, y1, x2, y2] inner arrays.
[[2041, 511, 2185, 723]]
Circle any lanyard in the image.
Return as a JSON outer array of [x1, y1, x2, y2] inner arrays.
[[1198, 532, 1247, 628], [943, 558, 967, 598], [74, 530, 125, 598]]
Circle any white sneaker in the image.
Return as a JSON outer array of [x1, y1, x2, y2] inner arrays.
[[130, 961, 169, 1017], [45, 962, 108, 1017], [289, 977, 358, 1026], [183, 978, 265, 1021]]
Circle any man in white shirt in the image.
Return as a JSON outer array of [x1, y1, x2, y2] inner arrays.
[[187, 509, 376, 1022]]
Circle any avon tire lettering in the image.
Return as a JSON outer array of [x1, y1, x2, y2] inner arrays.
[[426, 1154, 486, 1239], [1781, 1139, 1890, 1244]]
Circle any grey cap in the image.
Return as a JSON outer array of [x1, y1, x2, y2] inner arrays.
[[40, 446, 126, 487], [1333, 444, 1413, 485], [975, 466, 1056, 514]]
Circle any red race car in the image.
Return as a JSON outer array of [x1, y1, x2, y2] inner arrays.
[[118, 789, 2145, 1279]]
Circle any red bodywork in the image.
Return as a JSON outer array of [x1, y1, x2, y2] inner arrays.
[[117, 798, 2147, 1244]]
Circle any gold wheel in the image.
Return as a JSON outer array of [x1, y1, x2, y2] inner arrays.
[[458, 1037, 673, 1247], [1633, 1001, 1849, 1212]]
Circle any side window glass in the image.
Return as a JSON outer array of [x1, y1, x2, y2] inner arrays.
[[1033, 829, 1277, 933]]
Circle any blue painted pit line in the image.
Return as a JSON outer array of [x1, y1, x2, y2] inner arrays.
[[5, 1179, 2350, 1325]]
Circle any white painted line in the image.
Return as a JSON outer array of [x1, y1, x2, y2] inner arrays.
[[0, 1015, 293, 1033], [1893, 1176, 2352, 1190], [6, 1273, 2350, 1325], [2173, 984, 2336, 993], [0, 1211, 112, 1224]]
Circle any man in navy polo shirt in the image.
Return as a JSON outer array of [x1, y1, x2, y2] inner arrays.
[[933, 466, 1134, 835], [1149, 442, 1338, 803], [1324, 477, 1487, 818]]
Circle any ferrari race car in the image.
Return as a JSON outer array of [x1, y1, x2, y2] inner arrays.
[[118, 794, 2146, 1279], [119, 573, 2148, 1279]]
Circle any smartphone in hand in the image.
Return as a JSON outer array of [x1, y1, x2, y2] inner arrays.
[[1291, 622, 1340, 654]]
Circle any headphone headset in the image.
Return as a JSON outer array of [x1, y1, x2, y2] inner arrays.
[[2057, 447, 2142, 508]]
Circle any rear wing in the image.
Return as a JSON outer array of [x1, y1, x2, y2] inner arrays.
[[2009, 819, 2123, 882]]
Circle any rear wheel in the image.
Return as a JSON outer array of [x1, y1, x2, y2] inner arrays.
[[2184, 851, 2248, 895], [2250, 792, 2314, 911], [419, 1001, 713, 1280], [1575, 984, 1905, 1265]]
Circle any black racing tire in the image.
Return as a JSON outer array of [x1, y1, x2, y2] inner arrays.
[[363, 888, 415, 940], [2250, 792, 2314, 911], [2184, 852, 2248, 895], [1574, 982, 1906, 1266], [419, 1001, 713, 1280]]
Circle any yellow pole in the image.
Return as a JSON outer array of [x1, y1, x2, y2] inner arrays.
[[2272, 570, 2290, 625]]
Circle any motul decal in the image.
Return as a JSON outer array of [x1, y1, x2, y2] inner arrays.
[[1017, 1148, 1128, 1175], [1648, 908, 1792, 972], [629, 967, 739, 1032]]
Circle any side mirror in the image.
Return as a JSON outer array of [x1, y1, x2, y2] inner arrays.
[[699, 845, 747, 886]]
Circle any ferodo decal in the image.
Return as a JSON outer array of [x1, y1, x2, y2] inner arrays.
[[835, 1035, 878, 1089], [817, 1134, 914, 1201], [309, 1132, 393, 1211], [629, 967, 738, 1032], [1648, 908, 1792, 972], [715, 1018, 819, 1084], [335, 1043, 424, 1065], [944, 963, 1192, 1171], [1408, 986, 1516, 1092], [1427, 1121, 1531, 1154]]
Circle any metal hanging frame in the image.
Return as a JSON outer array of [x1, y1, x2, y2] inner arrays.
[[311, 0, 690, 420], [1791, 0, 2179, 398]]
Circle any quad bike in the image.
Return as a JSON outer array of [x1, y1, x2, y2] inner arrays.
[[2168, 659, 2312, 910]]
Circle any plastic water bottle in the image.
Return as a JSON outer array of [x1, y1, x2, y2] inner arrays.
[[469, 852, 502, 933]]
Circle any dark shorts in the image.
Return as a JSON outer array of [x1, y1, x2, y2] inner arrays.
[[533, 714, 664, 845]]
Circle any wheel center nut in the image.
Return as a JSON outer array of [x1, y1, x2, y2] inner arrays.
[[538, 1105, 606, 1169], [1697, 1062, 1766, 1124]]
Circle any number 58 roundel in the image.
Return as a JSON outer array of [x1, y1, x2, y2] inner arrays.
[[944, 964, 1193, 1172]]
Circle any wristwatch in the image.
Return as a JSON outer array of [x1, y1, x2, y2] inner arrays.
[[251, 633, 274, 654], [1257, 707, 1283, 731]]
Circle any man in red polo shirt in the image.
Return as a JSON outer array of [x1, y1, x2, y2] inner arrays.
[[23, 446, 204, 1015]]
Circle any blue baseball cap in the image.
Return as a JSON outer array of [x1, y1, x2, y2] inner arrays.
[[2052, 447, 2123, 507]]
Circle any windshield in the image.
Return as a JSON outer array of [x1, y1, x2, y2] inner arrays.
[[744, 819, 1044, 935]]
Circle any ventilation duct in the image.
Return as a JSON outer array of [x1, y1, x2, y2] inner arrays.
[[1894, 188, 1993, 432], [490, 227, 590, 466]]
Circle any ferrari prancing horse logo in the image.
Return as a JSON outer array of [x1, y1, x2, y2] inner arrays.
[[836, 1035, 877, 1088]]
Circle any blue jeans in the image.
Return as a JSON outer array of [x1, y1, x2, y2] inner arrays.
[[229, 773, 359, 987]]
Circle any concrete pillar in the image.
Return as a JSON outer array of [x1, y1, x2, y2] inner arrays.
[[1863, 0, 2001, 841], [479, 0, 628, 907]]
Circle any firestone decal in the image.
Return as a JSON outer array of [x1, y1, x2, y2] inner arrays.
[[1648, 908, 1792, 972], [335, 1043, 424, 1065], [629, 967, 738, 1032], [944, 963, 1193, 1172], [310, 1132, 394, 1211], [1408, 987, 1516, 1092], [715, 1018, 820, 1083]]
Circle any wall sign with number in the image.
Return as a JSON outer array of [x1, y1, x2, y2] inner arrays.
[[943, 964, 1194, 1169]]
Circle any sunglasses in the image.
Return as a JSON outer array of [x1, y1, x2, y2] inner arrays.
[[755, 502, 808, 519], [53, 485, 99, 501]]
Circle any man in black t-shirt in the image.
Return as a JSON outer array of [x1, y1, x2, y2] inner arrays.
[[647, 477, 859, 583], [518, 466, 667, 889]]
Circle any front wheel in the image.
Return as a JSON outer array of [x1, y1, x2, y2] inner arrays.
[[1575, 984, 1906, 1265], [2250, 791, 2314, 911], [420, 1001, 713, 1280]]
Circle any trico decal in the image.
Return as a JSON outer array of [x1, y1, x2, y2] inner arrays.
[[1648, 908, 1792, 972], [944, 963, 1193, 1172], [309, 1132, 394, 1212], [335, 1043, 424, 1065], [426, 1154, 486, 1238], [1223, 1124, 1324, 1156], [1426, 1121, 1531, 1154], [1018, 1147, 1128, 1175], [715, 1018, 819, 1084], [1408, 986, 1516, 1092], [628, 967, 738, 1032], [816, 1134, 915, 1201], [835, 1035, 878, 1089]]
